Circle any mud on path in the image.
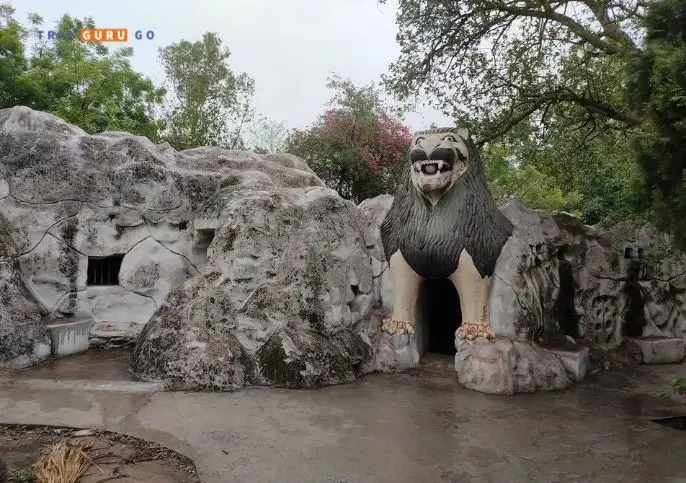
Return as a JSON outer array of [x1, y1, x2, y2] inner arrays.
[[0, 424, 200, 482]]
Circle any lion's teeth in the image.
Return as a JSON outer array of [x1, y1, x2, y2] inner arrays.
[[437, 160, 445, 170]]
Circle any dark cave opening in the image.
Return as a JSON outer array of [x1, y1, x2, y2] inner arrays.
[[623, 260, 646, 337], [417, 278, 461, 356], [193, 229, 216, 261], [87, 254, 124, 286], [554, 245, 579, 338]]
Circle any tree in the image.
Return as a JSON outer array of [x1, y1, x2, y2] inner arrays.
[[0, 7, 165, 139], [381, 0, 655, 226], [0, 4, 27, 108], [287, 76, 412, 203], [381, 0, 645, 146], [246, 115, 289, 153], [159, 32, 255, 150], [627, 0, 686, 248], [481, 142, 582, 213]]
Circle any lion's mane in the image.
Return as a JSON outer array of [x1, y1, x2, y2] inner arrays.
[[380, 129, 513, 279]]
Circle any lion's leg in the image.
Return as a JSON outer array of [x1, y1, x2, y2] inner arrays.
[[381, 251, 422, 335], [449, 250, 495, 342]]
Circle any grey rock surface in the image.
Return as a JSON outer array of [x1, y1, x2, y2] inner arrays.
[[454, 338, 571, 395], [0, 106, 379, 388], [0, 212, 51, 369], [4, 105, 686, 394], [627, 337, 685, 364]]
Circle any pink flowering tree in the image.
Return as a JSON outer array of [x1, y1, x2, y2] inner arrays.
[[288, 76, 412, 203]]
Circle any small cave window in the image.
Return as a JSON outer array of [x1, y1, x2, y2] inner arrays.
[[87, 255, 124, 286], [193, 229, 216, 260], [417, 278, 462, 356]]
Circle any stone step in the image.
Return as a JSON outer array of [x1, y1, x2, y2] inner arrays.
[[7, 378, 164, 393], [627, 337, 685, 365], [45, 318, 93, 357]]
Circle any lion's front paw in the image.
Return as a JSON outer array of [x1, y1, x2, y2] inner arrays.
[[456, 322, 495, 342], [381, 318, 415, 335]]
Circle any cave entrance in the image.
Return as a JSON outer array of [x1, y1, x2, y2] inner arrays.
[[193, 229, 216, 261], [417, 278, 461, 356]]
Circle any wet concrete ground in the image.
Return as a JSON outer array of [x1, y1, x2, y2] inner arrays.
[[13, 349, 134, 381], [1, 353, 685, 483]]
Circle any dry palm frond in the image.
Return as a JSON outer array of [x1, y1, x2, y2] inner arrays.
[[34, 438, 95, 483]]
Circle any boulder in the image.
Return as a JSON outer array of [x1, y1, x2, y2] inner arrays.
[[132, 181, 377, 390], [454, 338, 571, 395], [1, 106, 382, 388], [0, 212, 51, 369]]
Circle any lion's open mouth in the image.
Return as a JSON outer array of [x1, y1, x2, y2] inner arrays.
[[414, 160, 452, 176]]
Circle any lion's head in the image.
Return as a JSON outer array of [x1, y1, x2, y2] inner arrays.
[[408, 127, 470, 205]]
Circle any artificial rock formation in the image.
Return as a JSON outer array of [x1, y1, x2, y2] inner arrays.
[[0, 106, 391, 388], [361, 192, 686, 394], [1, 106, 684, 395]]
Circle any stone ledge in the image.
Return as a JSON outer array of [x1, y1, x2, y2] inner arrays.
[[454, 337, 572, 395], [7, 378, 164, 393], [543, 345, 590, 382], [627, 337, 685, 365], [46, 318, 93, 357]]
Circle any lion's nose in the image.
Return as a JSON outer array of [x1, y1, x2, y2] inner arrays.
[[429, 147, 456, 165]]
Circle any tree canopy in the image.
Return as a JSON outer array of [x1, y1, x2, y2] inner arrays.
[[0, 7, 164, 139], [287, 76, 412, 203], [381, 0, 645, 145], [627, 0, 686, 248], [159, 32, 255, 150]]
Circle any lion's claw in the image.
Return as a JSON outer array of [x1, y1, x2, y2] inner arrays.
[[381, 318, 415, 335], [456, 322, 495, 341]]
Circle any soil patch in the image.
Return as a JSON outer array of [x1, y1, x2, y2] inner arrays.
[[0, 424, 199, 483]]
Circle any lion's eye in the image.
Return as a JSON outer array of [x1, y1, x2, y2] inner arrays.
[[414, 136, 424, 145], [444, 135, 457, 143]]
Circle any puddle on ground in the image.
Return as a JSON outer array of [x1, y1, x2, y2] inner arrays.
[[651, 416, 686, 430], [13, 349, 135, 382]]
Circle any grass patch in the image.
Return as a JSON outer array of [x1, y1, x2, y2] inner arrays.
[[8, 468, 35, 482]]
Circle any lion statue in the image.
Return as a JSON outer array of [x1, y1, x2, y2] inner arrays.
[[379, 127, 513, 342]]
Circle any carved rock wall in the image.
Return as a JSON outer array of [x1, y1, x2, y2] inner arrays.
[[3, 106, 683, 393], [0, 106, 383, 388]]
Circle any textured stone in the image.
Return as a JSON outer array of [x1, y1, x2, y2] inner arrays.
[[5, 106, 686, 395], [545, 346, 590, 381], [0, 212, 51, 369], [628, 337, 685, 364], [46, 318, 93, 357], [455, 338, 571, 395]]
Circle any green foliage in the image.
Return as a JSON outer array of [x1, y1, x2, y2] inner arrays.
[[159, 32, 255, 150], [0, 5, 27, 108], [8, 468, 34, 482], [380, 0, 656, 225], [287, 76, 412, 203], [482, 142, 582, 212], [381, 0, 644, 146], [0, 7, 165, 139], [644, 240, 676, 268], [627, 0, 686, 250], [675, 378, 686, 395]]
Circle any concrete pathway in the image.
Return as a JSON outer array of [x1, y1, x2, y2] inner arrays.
[[1, 358, 686, 483]]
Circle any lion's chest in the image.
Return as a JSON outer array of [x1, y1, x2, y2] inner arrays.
[[396, 217, 463, 279]]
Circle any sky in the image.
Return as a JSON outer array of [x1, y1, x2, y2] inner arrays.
[[10, 0, 454, 132]]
